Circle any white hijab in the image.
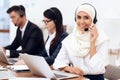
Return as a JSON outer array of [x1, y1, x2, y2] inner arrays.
[[62, 4, 109, 57]]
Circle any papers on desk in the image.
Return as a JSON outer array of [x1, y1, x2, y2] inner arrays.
[[7, 65, 29, 72], [0, 65, 7, 71], [0, 70, 15, 79], [9, 78, 50, 80]]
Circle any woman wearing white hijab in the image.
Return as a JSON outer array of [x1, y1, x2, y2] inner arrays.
[[53, 3, 109, 80]]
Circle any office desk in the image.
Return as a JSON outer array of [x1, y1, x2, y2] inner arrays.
[[0, 61, 89, 80]]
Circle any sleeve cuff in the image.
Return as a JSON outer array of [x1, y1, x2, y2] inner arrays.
[[6, 50, 10, 57], [53, 61, 68, 70]]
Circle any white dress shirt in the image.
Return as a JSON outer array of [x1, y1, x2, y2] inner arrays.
[[6, 20, 28, 57], [45, 32, 56, 56], [53, 41, 109, 75], [20, 20, 28, 38]]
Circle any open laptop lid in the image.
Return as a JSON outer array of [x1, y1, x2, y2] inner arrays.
[[0, 47, 18, 64], [20, 54, 79, 79], [20, 54, 55, 78], [0, 47, 10, 64]]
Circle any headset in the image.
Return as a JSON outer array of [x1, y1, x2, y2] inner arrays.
[[18, 5, 25, 17], [75, 3, 97, 24], [49, 8, 57, 22]]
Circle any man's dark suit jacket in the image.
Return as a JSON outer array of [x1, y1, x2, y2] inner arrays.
[[4, 21, 45, 58], [40, 32, 68, 65]]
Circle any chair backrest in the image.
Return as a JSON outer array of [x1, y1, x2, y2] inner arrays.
[[65, 25, 74, 34]]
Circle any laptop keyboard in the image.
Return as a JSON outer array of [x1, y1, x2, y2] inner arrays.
[[54, 73, 67, 78], [9, 59, 17, 63]]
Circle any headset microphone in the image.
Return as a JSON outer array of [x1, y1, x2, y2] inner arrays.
[[84, 28, 89, 31]]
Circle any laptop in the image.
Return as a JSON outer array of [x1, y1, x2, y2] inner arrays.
[[20, 54, 79, 80], [0, 47, 18, 64]]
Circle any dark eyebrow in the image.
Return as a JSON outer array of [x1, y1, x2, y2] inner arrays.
[[77, 15, 81, 18], [84, 16, 89, 19]]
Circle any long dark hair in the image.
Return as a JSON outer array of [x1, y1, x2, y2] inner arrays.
[[43, 7, 64, 47]]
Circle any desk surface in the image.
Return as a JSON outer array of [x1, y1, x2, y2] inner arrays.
[[0, 61, 89, 80]]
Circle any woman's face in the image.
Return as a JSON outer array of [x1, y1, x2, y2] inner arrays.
[[76, 11, 92, 31], [43, 17, 56, 34]]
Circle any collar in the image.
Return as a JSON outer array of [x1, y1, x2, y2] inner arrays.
[[20, 20, 28, 32], [49, 32, 56, 39]]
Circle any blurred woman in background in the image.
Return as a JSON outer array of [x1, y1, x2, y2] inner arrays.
[[40, 7, 68, 65]]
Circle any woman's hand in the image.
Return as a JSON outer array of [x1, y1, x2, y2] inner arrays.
[[2, 47, 6, 54], [14, 59, 26, 65], [89, 25, 98, 58], [60, 66, 84, 76], [89, 25, 98, 43]]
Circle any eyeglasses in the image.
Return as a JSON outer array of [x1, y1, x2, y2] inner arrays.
[[42, 19, 52, 24]]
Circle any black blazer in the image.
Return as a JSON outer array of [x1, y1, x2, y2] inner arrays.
[[40, 32, 68, 65], [4, 21, 45, 58]]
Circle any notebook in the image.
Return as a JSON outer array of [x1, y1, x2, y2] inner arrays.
[[7, 65, 29, 72], [20, 54, 79, 80], [0, 70, 15, 79], [0, 47, 18, 64]]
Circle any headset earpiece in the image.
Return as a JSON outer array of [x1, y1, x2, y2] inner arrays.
[[93, 10, 97, 24], [49, 8, 57, 22], [18, 6, 25, 17], [19, 10, 24, 17]]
